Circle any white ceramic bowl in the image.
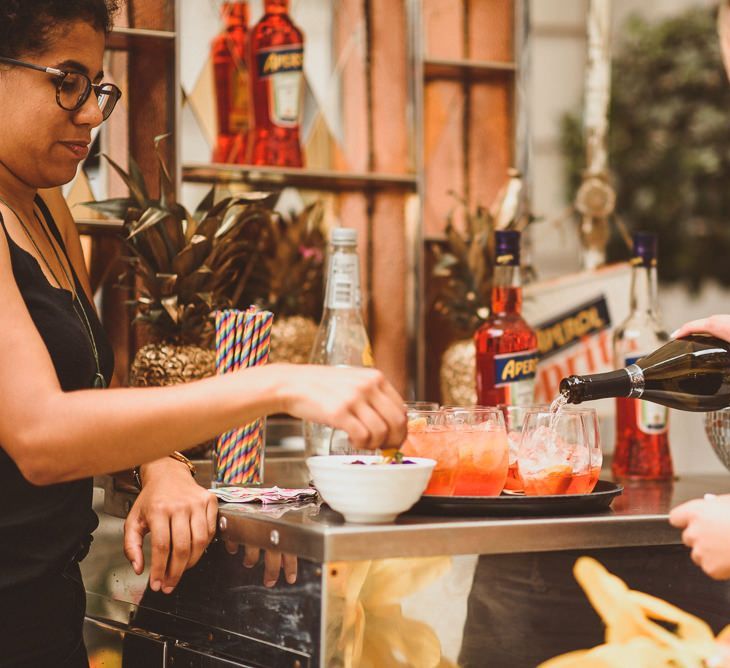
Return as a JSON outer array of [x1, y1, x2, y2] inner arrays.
[[306, 455, 436, 524]]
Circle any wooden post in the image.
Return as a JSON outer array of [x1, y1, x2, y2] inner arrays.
[[368, 0, 411, 394]]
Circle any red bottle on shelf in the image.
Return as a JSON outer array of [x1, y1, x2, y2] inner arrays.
[[212, 2, 250, 164], [612, 232, 672, 480], [247, 0, 305, 167], [475, 230, 538, 407]]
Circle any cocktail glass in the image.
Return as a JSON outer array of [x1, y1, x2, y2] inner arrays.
[[404, 401, 440, 411], [499, 404, 548, 492], [518, 411, 590, 496], [563, 407, 602, 493], [401, 409, 458, 495], [443, 407, 509, 496]]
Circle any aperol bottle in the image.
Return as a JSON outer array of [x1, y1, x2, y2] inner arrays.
[[612, 232, 672, 480], [247, 0, 305, 167], [475, 230, 538, 408], [212, 2, 250, 164]]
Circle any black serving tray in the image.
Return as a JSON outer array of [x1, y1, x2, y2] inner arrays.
[[410, 480, 623, 517]]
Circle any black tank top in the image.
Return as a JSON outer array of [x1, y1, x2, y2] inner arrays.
[[0, 195, 114, 591]]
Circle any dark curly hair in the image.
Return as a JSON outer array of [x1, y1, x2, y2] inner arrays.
[[0, 0, 120, 58]]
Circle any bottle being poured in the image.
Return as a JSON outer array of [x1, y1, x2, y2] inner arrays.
[[303, 228, 374, 456], [559, 336, 730, 413]]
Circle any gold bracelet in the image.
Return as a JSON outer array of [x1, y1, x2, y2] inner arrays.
[[169, 450, 196, 477], [132, 451, 196, 490]]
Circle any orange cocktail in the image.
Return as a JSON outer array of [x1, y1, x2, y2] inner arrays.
[[401, 414, 458, 495], [564, 466, 602, 494], [523, 465, 573, 495], [518, 411, 591, 496], [563, 407, 602, 494], [449, 427, 508, 495], [500, 405, 548, 493], [445, 408, 509, 497]]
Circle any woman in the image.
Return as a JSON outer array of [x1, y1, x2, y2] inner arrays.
[[0, 1, 406, 665], [669, 315, 730, 581]]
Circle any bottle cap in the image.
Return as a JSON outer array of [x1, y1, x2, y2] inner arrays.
[[632, 231, 657, 268], [331, 228, 357, 246], [495, 230, 521, 266], [222, 2, 249, 23]]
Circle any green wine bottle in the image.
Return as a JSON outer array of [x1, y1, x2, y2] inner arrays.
[[560, 334, 730, 411]]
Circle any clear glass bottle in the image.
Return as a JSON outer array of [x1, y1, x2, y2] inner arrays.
[[612, 232, 671, 479], [303, 228, 373, 455]]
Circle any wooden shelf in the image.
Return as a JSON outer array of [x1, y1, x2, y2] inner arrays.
[[107, 27, 176, 51], [75, 218, 124, 236], [424, 57, 516, 81], [182, 163, 418, 192]]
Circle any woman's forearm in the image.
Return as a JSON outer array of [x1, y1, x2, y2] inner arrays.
[[17, 365, 287, 485]]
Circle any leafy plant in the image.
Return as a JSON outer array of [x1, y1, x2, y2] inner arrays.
[[84, 135, 275, 345], [429, 185, 533, 334], [561, 7, 730, 291], [220, 201, 328, 321]]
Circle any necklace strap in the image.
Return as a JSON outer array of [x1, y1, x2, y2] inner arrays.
[[0, 193, 106, 389]]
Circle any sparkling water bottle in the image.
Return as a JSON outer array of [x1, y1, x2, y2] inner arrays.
[[303, 228, 373, 455]]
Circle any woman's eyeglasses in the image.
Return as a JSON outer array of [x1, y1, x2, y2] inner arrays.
[[0, 57, 122, 120]]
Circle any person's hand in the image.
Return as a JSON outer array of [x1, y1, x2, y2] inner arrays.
[[224, 540, 298, 588], [671, 314, 730, 343], [124, 458, 218, 594], [274, 364, 407, 451], [669, 494, 730, 580]]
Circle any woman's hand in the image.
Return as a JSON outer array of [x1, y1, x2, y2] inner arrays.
[[123, 458, 218, 594], [274, 365, 407, 451], [671, 315, 730, 342], [669, 494, 730, 580], [224, 541, 298, 588]]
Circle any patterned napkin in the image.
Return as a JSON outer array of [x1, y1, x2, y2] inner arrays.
[[209, 486, 318, 504]]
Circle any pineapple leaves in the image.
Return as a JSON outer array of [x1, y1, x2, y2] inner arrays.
[[154, 133, 175, 210], [79, 197, 138, 221], [432, 252, 459, 276], [127, 207, 169, 240], [88, 144, 327, 344], [194, 187, 216, 223], [102, 153, 149, 208], [429, 184, 533, 333], [161, 295, 180, 323], [171, 235, 212, 278]]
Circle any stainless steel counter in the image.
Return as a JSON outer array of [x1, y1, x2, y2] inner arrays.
[[91, 467, 730, 667], [103, 458, 730, 562], [215, 475, 729, 561]]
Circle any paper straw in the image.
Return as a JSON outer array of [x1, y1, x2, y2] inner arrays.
[[214, 307, 274, 485], [216, 310, 258, 479], [231, 311, 264, 481]]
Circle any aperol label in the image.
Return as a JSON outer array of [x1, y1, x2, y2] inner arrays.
[[494, 349, 538, 406]]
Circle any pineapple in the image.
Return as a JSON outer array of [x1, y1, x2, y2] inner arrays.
[[430, 172, 535, 403], [84, 136, 275, 355], [219, 200, 328, 364], [85, 138, 276, 454]]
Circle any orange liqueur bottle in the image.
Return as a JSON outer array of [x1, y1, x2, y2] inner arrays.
[[475, 230, 538, 407], [612, 232, 672, 480], [248, 0, 305, 167], [212, 2, 250, 164]]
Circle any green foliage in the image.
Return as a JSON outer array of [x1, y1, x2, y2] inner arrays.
[[84, 136, 326, 343], [218, 201, 327, 321], [429, 200, 495, 333], [561, 7, 730, 291], [429, 191, 534, 333]]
